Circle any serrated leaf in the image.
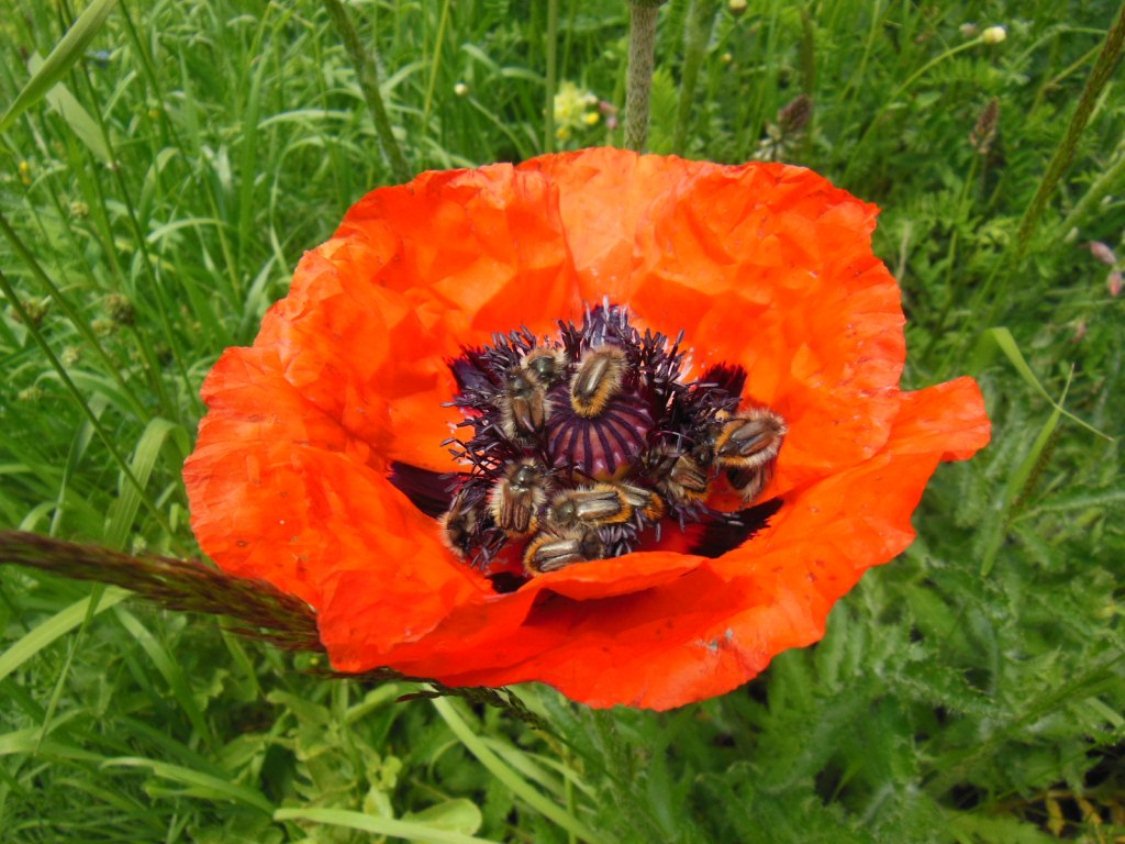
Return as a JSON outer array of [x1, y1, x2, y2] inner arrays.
[[895, 661, 997, 717], [946, 809, 1057, 844]]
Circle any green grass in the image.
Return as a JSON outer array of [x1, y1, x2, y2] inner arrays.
[[1, 0, 1122, 840]]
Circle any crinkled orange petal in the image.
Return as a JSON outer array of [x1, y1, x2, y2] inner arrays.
[[522, 148, 906, 494], [336, 165, 583, 335], [185, 148, 991, 709]]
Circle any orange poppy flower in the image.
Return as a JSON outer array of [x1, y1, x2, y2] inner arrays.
[[183, 147, 989, 710]]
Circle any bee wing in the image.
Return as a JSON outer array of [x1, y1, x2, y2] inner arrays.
[[572, 488, 628, 522]]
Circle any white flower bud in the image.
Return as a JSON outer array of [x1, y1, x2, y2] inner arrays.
[[982, 25, 1007, 45]]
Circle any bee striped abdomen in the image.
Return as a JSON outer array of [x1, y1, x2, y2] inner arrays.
[[714, 409, 786, 468]]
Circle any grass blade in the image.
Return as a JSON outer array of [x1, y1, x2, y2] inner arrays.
[[100, 757, 274, 814], [27, 52, 112, 162], [979, 399, 1062, 577], [104, 417, 187, 551], [986, 328, 1112, 441], [0, 589, 128, 684], [431, 697, 604, 843], [0, 0, 118, 134], [111, 607, 213, 746]]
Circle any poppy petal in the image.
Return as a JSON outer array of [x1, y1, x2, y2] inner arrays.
[[336, 165, 583, 333]]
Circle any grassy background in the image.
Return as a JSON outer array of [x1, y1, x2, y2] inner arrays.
[[1, 0, 1122, 841]]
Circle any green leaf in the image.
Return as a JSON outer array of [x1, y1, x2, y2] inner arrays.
[[273, 807, 497, 843], [27, 52, 112, 161], [0, 0, 119, 134], [431, 697, 604, 843], [104, 416, 187, 551], [403, 798, 484, 836], [0, 727, 103, 763], [981, 399, 1062, 577], [112, 607, 213, 745]]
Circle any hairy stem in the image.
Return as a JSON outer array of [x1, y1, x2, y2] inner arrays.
[[625, 1, 665, 152], [1060, 145, 1125, 235], [974, 2, 1125, 328]]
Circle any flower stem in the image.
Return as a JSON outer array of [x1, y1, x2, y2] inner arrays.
[[625, 1, 665, 152], [672, 0, 719, 155], [545, 0, 560, 152], [321, 0, 411, 184]]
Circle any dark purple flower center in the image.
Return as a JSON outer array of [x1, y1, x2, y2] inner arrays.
[[391, 304, 786, 583]]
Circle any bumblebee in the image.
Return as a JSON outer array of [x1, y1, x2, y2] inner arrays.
[[726, 461, 776, 503], [654, 449, 711, 504], [522, 347, 568, 387], [499, 369, 549, 440], [489, 459, 549, 535], [439, 489, 479, 560], [546, 484, 634, 531], [498, 348, 569, 440], [570, 345, 628, 417], [523, 528, 605, 575], [615, 481, 666, 522], [712, 408, 786, 501]]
